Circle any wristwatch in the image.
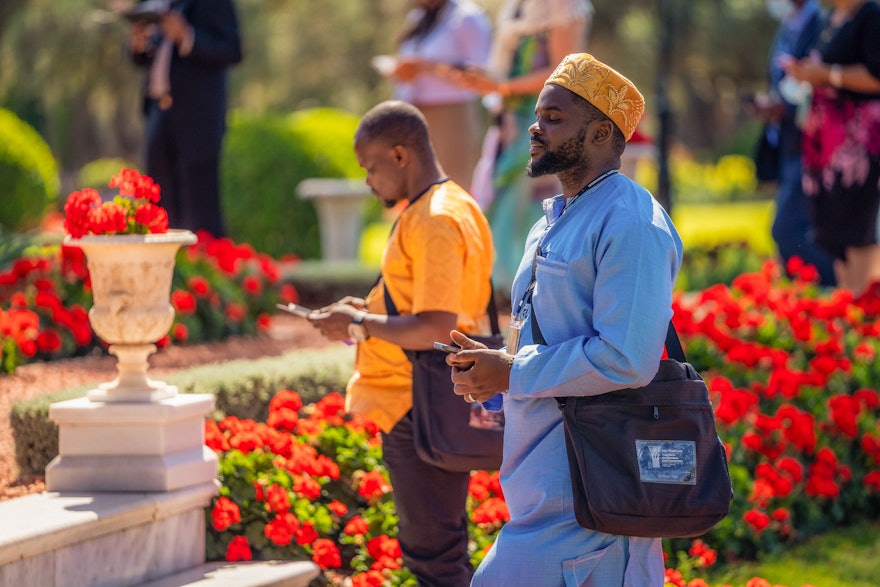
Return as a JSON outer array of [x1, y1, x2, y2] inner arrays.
[[347, 311, 370, 342]]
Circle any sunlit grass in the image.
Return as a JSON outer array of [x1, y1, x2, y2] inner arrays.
[[699, 521, 880, 587]]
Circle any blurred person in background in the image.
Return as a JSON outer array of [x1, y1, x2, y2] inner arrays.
[[376, 0, 492, 190], [784, 0, 880, 296], [748, 0, 836, 286], [443, 0, 593, 290], [127, 0, 242, 237]]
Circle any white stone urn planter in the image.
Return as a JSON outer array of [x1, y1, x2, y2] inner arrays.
[[64, 229, 197, 403]]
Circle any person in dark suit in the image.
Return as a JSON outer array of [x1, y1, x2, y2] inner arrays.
[[128, 0, 242, 237]]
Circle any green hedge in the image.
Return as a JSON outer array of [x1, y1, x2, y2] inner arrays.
[[75, 157, 137, 195], [220, 107, 364, 260], [0, 108, 59, 233], [11, 345, 355, 476]]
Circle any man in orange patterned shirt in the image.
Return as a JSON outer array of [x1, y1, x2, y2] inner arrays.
[[308, 100, 494, 586]]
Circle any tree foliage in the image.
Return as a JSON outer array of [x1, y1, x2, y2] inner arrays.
[[0, 0, 143, 177], [0, 0, 780, 181]]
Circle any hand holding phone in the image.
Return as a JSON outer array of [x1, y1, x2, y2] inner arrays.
[[434, 341, 461, 354], [276, 303, 314, 318]]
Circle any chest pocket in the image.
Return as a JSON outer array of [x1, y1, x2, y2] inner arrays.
[[535, 254, 567, 277]]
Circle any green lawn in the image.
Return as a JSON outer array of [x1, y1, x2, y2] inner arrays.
[[672, 200, 775, 256], [699, 521, 880, 587]]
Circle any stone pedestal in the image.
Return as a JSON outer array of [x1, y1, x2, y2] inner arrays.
[[46, 394, 217, 492], [297, 178, 371, 261]]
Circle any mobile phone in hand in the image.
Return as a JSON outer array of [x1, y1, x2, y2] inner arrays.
[[434, 342, 461, 354], [276, 303, 313, 318]]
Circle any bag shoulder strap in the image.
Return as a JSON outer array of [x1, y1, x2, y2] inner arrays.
[[486, 285, 500, 335], [663, 321, 686, 363], [532, 309, 684, 363], [381, 275, 398, 317], [529, 307, 686, 409]]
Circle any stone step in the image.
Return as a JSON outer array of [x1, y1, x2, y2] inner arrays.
[[136, 561, 320, 587]]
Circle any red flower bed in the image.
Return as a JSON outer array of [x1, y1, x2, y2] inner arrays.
[[0, 232, 298, 373], [202, 258, 880, 585]]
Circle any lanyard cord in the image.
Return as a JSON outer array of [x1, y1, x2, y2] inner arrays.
[[562, 169, 618, 215], [514, 170, 619, 321]]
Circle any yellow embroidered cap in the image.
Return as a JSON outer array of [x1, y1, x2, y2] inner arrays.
[[545, 53, 645, 141]]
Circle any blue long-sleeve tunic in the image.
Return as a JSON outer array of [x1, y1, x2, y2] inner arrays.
[[473, 172, 683, 587]]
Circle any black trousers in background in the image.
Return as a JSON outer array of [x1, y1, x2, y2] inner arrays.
[[145, 100, 227, 238], [381, 411, 473, 587]]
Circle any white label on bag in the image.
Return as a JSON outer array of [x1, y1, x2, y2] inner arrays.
[[635, 440, 697, 485]]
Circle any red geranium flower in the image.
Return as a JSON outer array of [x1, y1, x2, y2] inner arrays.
[[366, 535, 403, 571], [343, 515, 370, 536], [172, 323, 188, 343], [269, 389, 303, 413], [351, 570, 385, 587], [188, 275, 211, 296], [264, 483, 291, 513], [225, 536, 252, 562], [357, 470, 392, 502], [171, 290, 197, 314], [242, 275, 262, 296], [204, 420, 230, 452], [63, 168, 169, 237], [743, 509, 770, 532], [211, 497, 241, 532], [293, 475, 322, 501], [264, 511, 300, 546], [327, 500, 348, 516], [36, 328, 63, 354], [311, 538, 342, 569], [295, 521, 319, 545]]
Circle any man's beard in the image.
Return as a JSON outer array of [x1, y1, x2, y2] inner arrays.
[[526, 127, 587, 177]]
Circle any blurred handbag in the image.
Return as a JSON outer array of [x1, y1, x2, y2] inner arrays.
[[384, 280, 504, 472], [533, 314, 733, 538]]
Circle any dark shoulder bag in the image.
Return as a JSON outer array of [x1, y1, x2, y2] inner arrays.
[[532, 313, 733, 538], [384, 282, 504, 472]]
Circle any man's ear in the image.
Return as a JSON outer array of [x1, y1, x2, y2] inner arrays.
[[592, 120, 614, 145], [391, 145, 409, 167]]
